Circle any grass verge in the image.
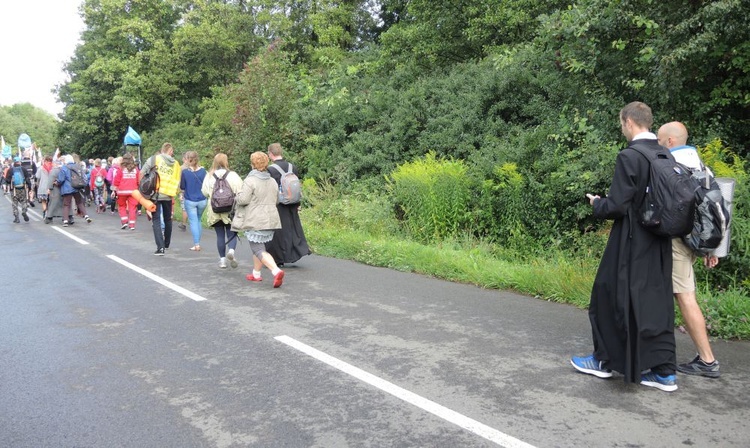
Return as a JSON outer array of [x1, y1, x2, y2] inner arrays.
[[302, 204, 750, 340]]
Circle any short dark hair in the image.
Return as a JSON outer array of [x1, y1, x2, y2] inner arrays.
[[620, 102, 653, 129]]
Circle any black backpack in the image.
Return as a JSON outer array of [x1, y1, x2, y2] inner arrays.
[[68, 166, 87, 190], [682, 169, 731, 255], [632, 143, 699, 237], [139, 156, 160, 198], [210, 171, 235, 213]]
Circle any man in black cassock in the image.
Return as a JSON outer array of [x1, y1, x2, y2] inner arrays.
[[572, 102, 678, 392], [266, 143, 311, 266]]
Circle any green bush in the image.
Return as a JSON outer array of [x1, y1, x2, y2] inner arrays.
[[389, 152, 473, 243]]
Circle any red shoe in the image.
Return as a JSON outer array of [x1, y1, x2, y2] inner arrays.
[[246, 274, 262, 282], [273, 270, 284, 288]]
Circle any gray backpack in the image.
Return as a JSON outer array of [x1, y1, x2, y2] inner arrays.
[[270, 163, 301, 204]]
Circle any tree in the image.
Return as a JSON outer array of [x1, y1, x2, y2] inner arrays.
[[57, 0, 182, 157], [225, 44, 297, 174], [541, 0, 750, 156], [0, 104, 59, 153]]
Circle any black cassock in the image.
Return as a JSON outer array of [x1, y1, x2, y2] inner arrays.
[[267, 159, 311, 264], [589, 138, 676, 383]]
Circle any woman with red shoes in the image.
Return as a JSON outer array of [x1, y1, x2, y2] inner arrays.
[[231, 151, 285, 288]]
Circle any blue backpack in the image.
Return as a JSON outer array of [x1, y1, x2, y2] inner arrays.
[[12, 166, 25, 188]]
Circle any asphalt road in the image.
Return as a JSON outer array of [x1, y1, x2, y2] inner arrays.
[[1, 195, 749, 447]]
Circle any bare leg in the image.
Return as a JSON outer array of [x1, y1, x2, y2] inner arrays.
[[675, 291, 715, 363]]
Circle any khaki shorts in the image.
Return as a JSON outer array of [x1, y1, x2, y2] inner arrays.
[[672, 238, 696, 293]]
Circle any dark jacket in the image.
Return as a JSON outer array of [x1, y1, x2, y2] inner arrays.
[[5, 162, 31, 189], [589, 138, 676, 383]]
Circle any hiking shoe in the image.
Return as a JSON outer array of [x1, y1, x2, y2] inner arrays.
[[246, 274, 262, 282], [227, 249, 238, 269], [154, 248, 165, 256], [677, 355, 720, 378], [22, 212, 29, 222], [640, 372, 678, 392], [571, 354, 613, 378], [273, 270, 285, 288], [85, 215, 92, 223], [219, 257, 227, 269], [62, 220, 69, 227]]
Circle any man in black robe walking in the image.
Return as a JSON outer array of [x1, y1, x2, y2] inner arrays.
[[572, 102, 678, 392], [266, 143, 311, 265]]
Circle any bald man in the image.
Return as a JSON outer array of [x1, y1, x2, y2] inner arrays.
[[657, 121, 720, 378]]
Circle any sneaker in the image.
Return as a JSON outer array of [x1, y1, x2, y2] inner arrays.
[[178, 223, 186, 231], [29, 201, 35, 208], [227, 249, 238, 269], [640, 371, 678, 392], [219, 257, 227, 269], [22, 212, 29, 222], [273, 270, 285, 288], [246, 274, 262, 282], [570, 354, 613, 378], [13, 216, 20, 223], [62, 220, 69, 227], [677, 355, 720, 378], [154, 248, 165, 256], [85, 215, 92, 223], [121, 224, 128, 230], [130, 227, 135, 231]]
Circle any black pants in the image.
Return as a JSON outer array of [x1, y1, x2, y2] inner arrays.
[[152, 199, 173, 250]]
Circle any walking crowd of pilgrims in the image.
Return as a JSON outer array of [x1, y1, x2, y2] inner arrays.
[[2, 142, 311, 289]]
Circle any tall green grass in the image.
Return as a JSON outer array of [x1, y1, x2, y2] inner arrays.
[[301, 187, 750, 340]]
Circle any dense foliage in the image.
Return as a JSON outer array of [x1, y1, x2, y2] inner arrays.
[[55, 0, 749, 292], [0, 104, 59, 152]]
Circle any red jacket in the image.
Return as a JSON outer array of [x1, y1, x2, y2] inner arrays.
[[113, 167, 140, 195], [90, 166, 108, 190]]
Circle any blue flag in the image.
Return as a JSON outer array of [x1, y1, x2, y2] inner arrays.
[[124, 126, 142, 145], [17, 133, 32, 149]]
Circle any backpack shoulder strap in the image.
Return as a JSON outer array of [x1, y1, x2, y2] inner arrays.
[[628, 141, 656, 162], [286, 163, 294, 174], [221, 171, 228, 180], [269, 164, 285, 176]]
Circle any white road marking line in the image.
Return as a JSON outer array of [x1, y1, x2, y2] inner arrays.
[[274, 335, 536, 448], [26, 207, 43, 221], [107, 254, 207, 302], [3, 195, 43, 221], [51, 226, 90, 245]]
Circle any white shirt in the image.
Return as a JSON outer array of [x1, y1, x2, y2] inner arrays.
[[670, 145, 703, 171]]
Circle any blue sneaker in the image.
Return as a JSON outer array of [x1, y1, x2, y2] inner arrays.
[[640, 371, 678, 392], [571, 354, 613, 378]]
